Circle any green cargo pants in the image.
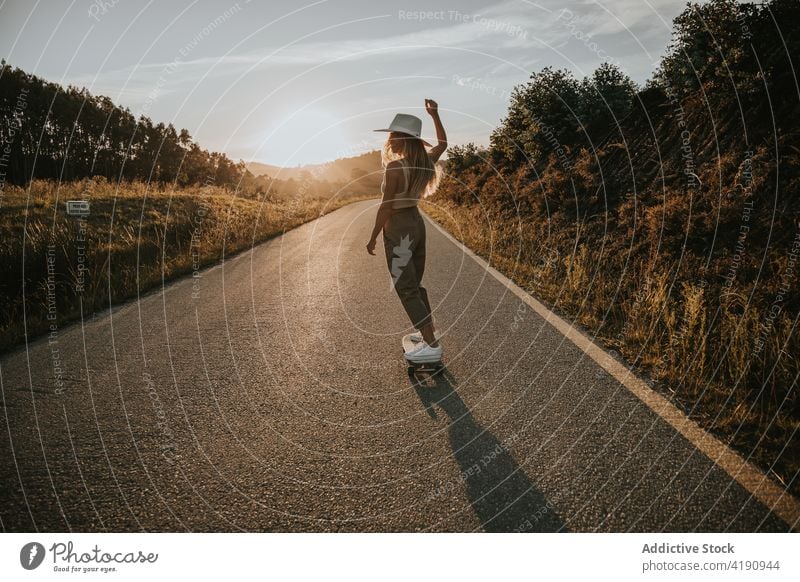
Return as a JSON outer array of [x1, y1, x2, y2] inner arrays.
[[382, 207, 433, 330]]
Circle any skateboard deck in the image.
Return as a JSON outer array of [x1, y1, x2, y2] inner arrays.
[[402, 333, 443, 376]]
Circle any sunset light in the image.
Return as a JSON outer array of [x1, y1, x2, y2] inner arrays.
[[259, 107, 361, 167], [1, 0, 798, 575]]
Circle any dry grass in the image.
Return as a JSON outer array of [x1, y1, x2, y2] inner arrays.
[[0, 177, 372, 352], [423, 199, 799, 494]]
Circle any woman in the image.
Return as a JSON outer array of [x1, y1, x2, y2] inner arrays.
[[366, 99, 447, 363]]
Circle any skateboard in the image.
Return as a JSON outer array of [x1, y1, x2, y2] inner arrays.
[[402, 333, 444, 378]]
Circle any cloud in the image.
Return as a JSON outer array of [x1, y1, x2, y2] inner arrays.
[[61, 1, 561, 103], [54, 0, 686, 153]]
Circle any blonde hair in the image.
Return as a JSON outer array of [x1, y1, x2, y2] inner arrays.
[[381, 132, 441, 198]]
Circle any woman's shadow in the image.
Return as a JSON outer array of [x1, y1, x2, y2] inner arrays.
[[411, 367, 568, 532]]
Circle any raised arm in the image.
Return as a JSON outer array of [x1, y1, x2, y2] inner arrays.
[[425, 98, 447, 162]]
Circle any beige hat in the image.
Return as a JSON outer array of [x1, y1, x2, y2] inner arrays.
[[374, 113, 432, 146]]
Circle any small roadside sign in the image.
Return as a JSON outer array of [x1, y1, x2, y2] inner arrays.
[[66, 200, 90, 217]]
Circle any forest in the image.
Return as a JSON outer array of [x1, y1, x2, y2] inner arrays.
[[0, 59, 244, 188]]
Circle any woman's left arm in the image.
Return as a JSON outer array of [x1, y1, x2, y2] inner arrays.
[[425, 99, 447, 162]]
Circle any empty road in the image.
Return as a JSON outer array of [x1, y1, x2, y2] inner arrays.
[[0, 199, 795, 532]]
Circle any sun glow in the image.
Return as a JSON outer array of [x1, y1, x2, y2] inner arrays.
[[261, 108, 357, 167]]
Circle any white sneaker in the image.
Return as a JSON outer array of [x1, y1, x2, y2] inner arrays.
[[404, 341, 443, 364], [409, 330, 442, 343]]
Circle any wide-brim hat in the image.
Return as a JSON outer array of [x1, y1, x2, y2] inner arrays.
[[374, 113, 432, 147]]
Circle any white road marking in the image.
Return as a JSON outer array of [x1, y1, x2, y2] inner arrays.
[[424, 212, 800, 530]]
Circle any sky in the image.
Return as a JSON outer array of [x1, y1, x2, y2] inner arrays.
[[0, 0, 693, 167]]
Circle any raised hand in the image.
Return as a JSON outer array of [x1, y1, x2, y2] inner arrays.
[[424, 99, 447, 161], [425, 98, 438, 116]]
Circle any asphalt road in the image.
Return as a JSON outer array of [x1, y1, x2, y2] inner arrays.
[[0, 199, 792, 532]]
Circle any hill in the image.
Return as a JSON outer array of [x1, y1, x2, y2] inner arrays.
[[247, 150, 383, 183]]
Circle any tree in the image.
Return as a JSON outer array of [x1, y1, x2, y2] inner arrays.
[[490, 67, 582, 167], [446, 143, 485, 173], [579, 63, 637, 144], [652, 0, 758, 100]]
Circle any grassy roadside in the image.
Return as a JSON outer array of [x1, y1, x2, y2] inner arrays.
[[0, 178, 374, 353], [422, 199, 799, 497]]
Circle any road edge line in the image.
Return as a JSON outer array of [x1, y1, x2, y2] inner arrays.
[[423, 211, 799, 530]]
